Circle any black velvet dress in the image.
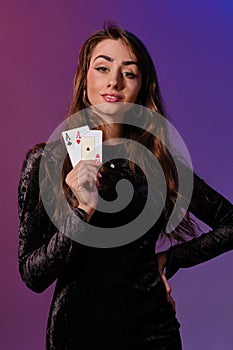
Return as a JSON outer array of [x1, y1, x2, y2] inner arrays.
[[18, 142, 233, 350]]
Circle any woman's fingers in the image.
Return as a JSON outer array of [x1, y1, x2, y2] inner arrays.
[[156, 251, 176, 313], [69, 160, 102, 178], [65, 160, 102, 209], [161, 272, 176, 313], [76, 167, 99, 188], [66, 161, 102, 188], [167, 294, 176, 313], [160, 272, 171, 296]]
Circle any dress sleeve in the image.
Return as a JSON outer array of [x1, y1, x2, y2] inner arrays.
[[18, 144, 87, 293], [166, 171, 233, 279]]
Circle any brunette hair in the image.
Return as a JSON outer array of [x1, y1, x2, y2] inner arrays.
[[49, 23, 197, 242]]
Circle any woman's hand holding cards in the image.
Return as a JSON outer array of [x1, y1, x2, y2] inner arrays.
[[63, 125, 103, 221], [65, 159, 102, 221]]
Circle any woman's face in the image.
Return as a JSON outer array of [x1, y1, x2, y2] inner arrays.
[[86, 39, 142, 116]]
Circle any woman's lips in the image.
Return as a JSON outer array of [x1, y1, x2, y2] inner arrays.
[[101, 94, 122, 103]]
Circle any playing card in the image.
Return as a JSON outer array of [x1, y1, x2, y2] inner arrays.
[[62, 126, 102, 167], [74, 129, 102, 163], [80, 129, 102, 163], [62, 126, 89, 167], [62, 126, 89, 146]]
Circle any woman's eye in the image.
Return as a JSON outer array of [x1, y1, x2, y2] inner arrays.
[[122, 72, 137, 79], [95, 67, 108, 72]]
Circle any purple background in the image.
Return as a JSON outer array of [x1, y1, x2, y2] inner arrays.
[[1, 0, 233, 349]]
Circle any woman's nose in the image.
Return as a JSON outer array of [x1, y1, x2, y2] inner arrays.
[[107, 72, 123, 90]]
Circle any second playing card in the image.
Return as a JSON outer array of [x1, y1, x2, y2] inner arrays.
[[77, 129, 102, 162]]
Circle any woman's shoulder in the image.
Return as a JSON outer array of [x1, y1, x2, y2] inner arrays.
[[24, 139, 62, 162], [20, 143, 46, 175], [21, 139, 63, 176], [25, 142, 46, 160]]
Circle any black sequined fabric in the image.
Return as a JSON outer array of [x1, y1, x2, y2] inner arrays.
[[18, 142, 233, 350]]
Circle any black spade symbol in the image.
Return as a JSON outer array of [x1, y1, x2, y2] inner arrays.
[[86, 147, 90, 151]]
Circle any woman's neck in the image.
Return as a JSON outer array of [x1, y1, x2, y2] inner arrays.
[[103, 123, 124, 145], [89, 107, 124, 144]]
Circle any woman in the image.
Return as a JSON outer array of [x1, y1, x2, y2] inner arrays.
[[18, 24, 233, 349]]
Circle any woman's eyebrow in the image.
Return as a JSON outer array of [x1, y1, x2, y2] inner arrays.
[[122, 60, 138, 67], [94, 55, 113, 62], [93, 55, 138, 67]]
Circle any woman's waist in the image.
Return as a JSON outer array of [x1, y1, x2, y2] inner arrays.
[[58, 263, 165, 299], [52, 274, 175, 338]]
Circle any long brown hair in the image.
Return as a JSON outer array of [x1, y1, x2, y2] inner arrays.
[[53, 23, 197, 242]]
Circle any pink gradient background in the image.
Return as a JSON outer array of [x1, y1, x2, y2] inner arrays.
[[1, 1, 233, 349]]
